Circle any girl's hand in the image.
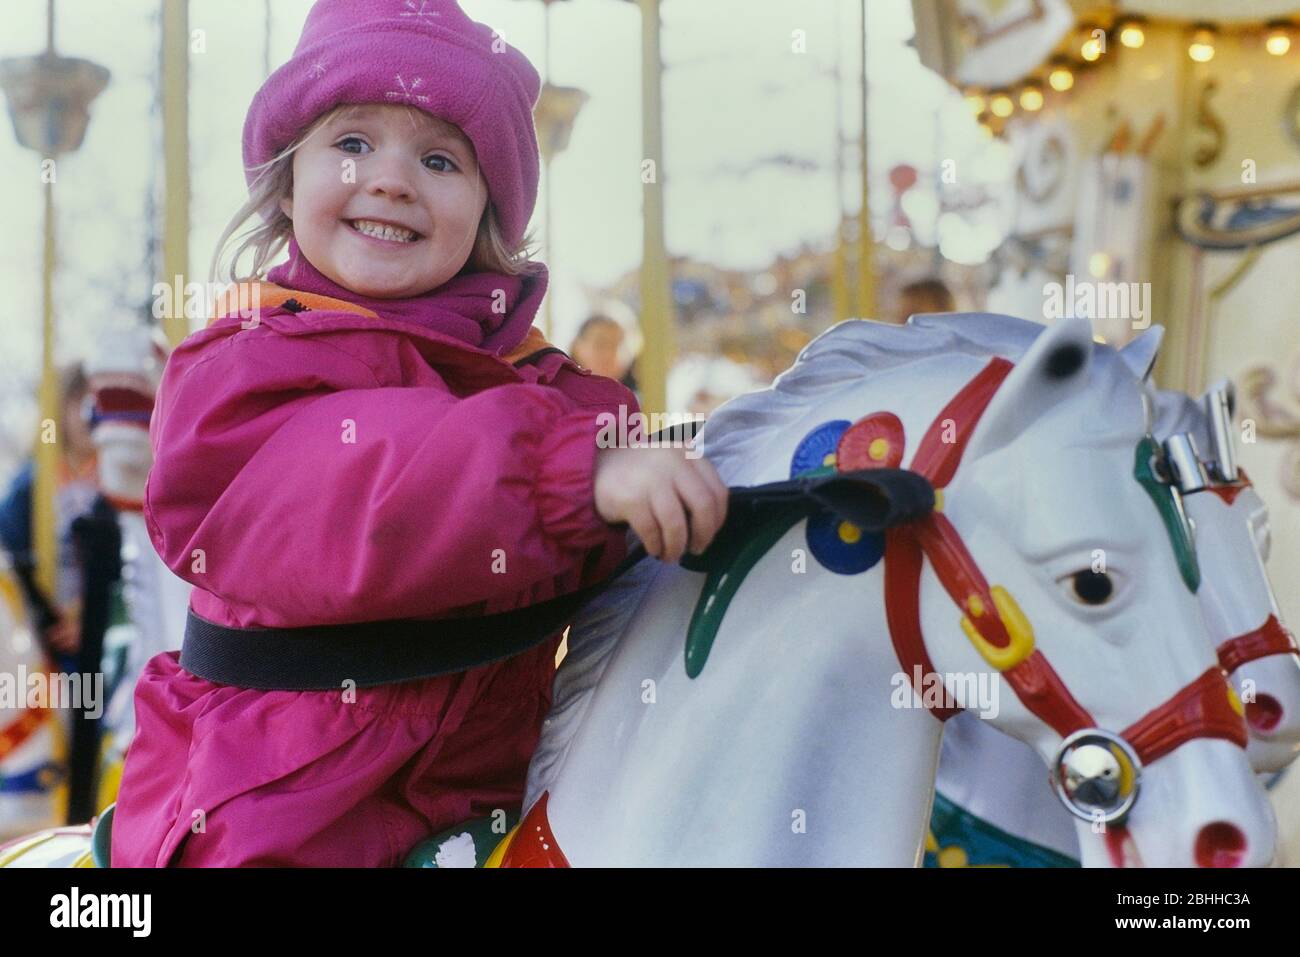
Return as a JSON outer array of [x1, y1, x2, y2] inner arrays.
[[594, 445, 729, 563]]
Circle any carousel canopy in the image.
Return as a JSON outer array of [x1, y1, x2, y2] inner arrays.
[[913, 0, 1300, 89]]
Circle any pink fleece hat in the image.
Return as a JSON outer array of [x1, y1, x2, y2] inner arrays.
[[242, 0, 541, 248]]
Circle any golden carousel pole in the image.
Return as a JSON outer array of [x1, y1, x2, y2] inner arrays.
[[856, 0, 877, 321], [160, 0, 190, 348], [0, 0, 109, 601], [36, 150, 57, 604], [540, 0, 556, 343], [33, 5, 60, 605], [542, 0, 554, 340], [638, 0, 672, 415], [831, 0, 849, 325], [527, 0, 587, 344]]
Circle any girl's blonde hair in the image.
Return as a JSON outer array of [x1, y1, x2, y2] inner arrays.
[[210, 104, 537, 286]]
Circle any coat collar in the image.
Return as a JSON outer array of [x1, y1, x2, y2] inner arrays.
[[208, 281, 573, 387]]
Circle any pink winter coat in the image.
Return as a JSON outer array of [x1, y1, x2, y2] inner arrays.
[[112, 281, 637, 867]]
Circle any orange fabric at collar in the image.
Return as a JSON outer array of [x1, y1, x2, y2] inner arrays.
[[208, 281, 553, 366]]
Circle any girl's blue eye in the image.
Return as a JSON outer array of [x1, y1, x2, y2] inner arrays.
[[335, 136, 369, 154], [422, 153, 458, 173]]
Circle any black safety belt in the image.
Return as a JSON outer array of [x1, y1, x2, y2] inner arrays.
[[179, 466, 933, 692]]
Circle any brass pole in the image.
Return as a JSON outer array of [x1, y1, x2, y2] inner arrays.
[[542, 0, 553, 340], [161, 0, 190, 346], [638, 0, 671, 414], [831, 1, 848, 324], [33, 0, 59, 601], [34, 177, 59, 601], [856, 0, 877, 320]]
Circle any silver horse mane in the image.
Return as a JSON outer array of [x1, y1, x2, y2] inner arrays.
[[701, 312, 1138, 482]]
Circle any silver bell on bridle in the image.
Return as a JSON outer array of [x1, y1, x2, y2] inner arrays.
[[1050, 728, 1142, 824]]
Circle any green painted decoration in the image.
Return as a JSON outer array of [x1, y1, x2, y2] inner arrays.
[[403, 810, 521, 868], [924, 791, 1080, 868], [680, 503, 808, 679], [1133, 436, 1200, 593]]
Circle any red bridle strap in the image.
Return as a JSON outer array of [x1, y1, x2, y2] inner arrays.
[[883, 525, 959, 720], [880, 357, 1247, 765], [882, 358, 1017, 720], [1217, 614, 1299, 675], [1120, 667, 1248, 764], [909, 358, 1013, 485], [898, 502, 1096, 736]]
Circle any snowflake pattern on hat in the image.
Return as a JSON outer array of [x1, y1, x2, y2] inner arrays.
[[385, 74, 431, 105], [399, 0, 441, 20]]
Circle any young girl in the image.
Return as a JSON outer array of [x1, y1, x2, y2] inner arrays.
[[112, 0, 728, 867]]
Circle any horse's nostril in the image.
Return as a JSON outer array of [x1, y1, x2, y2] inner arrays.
[[1194, 822, 1247, 867], [1245, 694, 1283, 732]]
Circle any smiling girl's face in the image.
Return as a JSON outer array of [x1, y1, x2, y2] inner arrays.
[[279, 104, 487, 298]]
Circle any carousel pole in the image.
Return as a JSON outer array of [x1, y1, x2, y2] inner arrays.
[[263, 0, 273, 80], [638, 0, 672, 414], [0, 0, 108, 602], [855, 0, 877, 321], [160, 0, 190, 347], [541, 0, 553, 340], [831, 0, 849, 325], [1, 0, 109, 825], [35, 192, 57, 604], [529, 0, 585, 345], [33, 1, 59, 604]]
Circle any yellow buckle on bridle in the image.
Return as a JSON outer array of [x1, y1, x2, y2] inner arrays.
[[959, 586, 1035, 671]]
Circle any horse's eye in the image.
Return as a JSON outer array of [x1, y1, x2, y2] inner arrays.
[[1064, 569, 1114, 606]]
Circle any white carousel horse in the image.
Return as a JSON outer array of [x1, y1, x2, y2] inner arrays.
[[907, 316, 1300, 771], [1157, 387, 1300, 772], [516, 313, 1275, 867], [931, 376, 1298, 867]]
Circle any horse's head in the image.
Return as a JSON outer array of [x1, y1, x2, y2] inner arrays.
[[914, 318, 1273, 867], [1150, 380, 1300, 773]]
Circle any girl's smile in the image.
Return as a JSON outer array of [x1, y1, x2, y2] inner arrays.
[[279, 104, 487, 298], [345, 218, 423, 244]]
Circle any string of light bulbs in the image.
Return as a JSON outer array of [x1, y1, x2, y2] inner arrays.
[[962, 16, 1296, 136]]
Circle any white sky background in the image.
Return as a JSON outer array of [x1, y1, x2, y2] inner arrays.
[[0, 0, 1010, 473]]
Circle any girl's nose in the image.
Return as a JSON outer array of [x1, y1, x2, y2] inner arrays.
[[363, 158, 418, 203]]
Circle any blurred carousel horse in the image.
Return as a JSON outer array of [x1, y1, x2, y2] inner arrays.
[[0, 325, 187, 842], [0, 559, 65, 840], [83, 327, 189, 808]]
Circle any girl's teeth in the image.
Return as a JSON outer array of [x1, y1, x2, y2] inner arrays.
[[351, 220, 417, 242]]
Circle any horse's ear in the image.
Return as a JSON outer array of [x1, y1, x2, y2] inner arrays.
[[963, 317, 1095, 464], [1150, 385, 1203, 440], [1119, 325, 1165, 381]]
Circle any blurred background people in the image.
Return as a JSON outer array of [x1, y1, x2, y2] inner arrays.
[[891, 277, 956, 324], [0, 364, 99, 665], [570, 312, 639, 395]]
